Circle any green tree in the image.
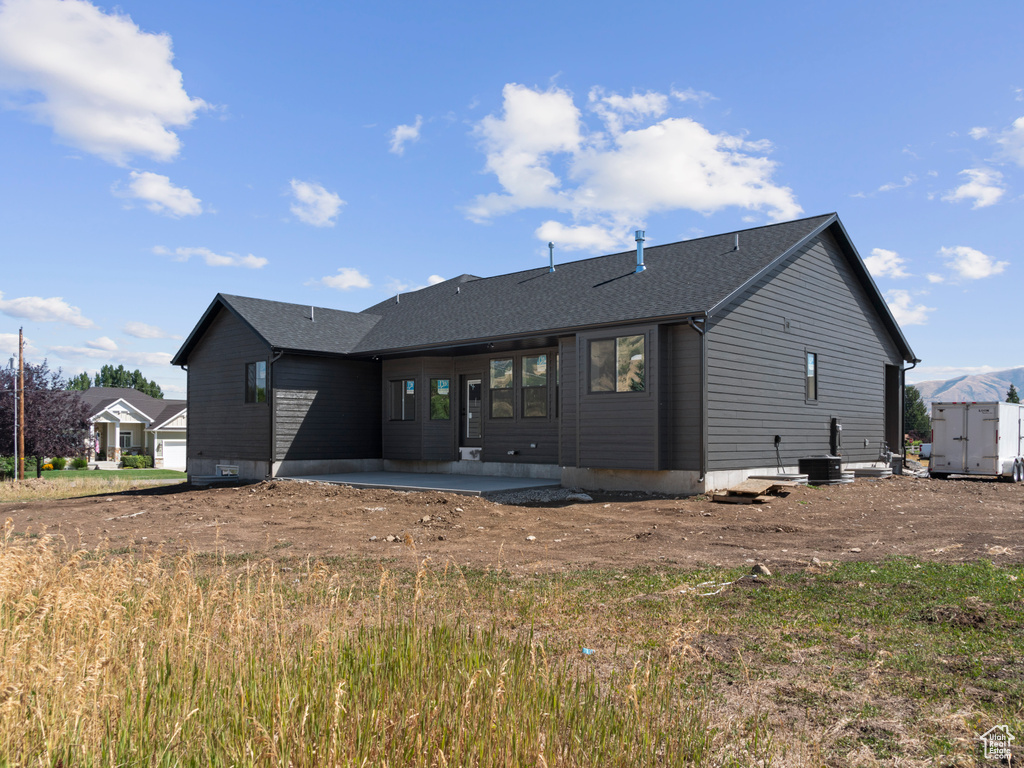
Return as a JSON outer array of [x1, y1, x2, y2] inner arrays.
[[67, 372, 91, 391], [93, 365, 163, 398], [904, 384, 931, 439], [1007, 384, 1020, 404]]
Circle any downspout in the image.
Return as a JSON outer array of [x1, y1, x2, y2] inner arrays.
[[268, 348, 284, 478], [687, 315, 707, 483]]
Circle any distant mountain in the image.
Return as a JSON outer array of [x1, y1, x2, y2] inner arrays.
[[912, 367, 1024, 408]]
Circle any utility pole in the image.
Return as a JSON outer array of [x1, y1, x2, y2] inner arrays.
[[18, 328, 24, 481]]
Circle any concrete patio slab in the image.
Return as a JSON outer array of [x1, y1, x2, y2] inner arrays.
[[280, 471, 561, 496]]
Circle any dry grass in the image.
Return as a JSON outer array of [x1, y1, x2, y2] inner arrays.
[[0, 523, 714, 767], [0, 474, 180, 502]]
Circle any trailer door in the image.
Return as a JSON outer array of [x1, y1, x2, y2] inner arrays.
[[931, 404, 966, 473], [966, 404, 999, 474]]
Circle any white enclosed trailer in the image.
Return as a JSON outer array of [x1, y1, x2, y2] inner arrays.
[[929, 402, 1024, 481]]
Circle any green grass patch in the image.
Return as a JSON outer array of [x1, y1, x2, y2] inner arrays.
[[41, 468, 186, 479]]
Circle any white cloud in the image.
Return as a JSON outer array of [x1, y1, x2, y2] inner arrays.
[[468, 83, 801, 251], [971, 116, 1024, 167], [427, 274, 445, 285], [119, 171, 202, 217], [289, 179, 344, 227], [535, 220, 623, 252], [123, 321, 181, 339], [0, 0, 206, 165], [307, 267, 372, 291], [0, 332, 39, 358], [942, 168, 1005, 209], [863, 247, 910, 279], [50, 342, 171, 367], [926, 273, 945, 284], [671, 87, 717, 106], [154, 245, 267, 269], [0, 291, 93, 327], [589, 87, 669, 134], [884, 289, 934, 326], [389, 114, 423, 155], [940, 245, 1008, 280], [878, 174, 916, 192], [85, 336, 117, 352]]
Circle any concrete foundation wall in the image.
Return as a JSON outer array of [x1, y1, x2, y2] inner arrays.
[[188, 458, 268, 482], [564, 461, 886, 495]]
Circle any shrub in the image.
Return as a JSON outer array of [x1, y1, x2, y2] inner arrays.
[[71, 457, 89, 470], [51, 457, 67, 470], [42, 464, 53, 472], [121, 455, 154, 469]]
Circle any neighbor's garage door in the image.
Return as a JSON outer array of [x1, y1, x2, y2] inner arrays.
[[163, 440, 186, 470]]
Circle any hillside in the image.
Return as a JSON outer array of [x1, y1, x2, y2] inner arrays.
[[912, 366, 1024, 407]]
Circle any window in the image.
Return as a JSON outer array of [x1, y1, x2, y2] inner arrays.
[[806, 352, 818, 401], [589, 335, 645, 392], [119, 430, 132, 449], [522, 354, 548, 417], [390, 379, 416, 421], [430, 378, 450, 420], [489, 358, 513, 418], [245, 361, 267, 403]]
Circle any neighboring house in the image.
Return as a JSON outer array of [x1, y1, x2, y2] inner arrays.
[[171, 213, 917, 493], [76, 387, 187, 469]]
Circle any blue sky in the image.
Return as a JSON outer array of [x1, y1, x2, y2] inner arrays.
[[1, 0, 1022, 396]]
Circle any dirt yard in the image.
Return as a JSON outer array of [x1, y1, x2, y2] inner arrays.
[[4, 474, 1021, 569]]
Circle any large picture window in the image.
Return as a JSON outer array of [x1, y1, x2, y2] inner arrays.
[[806, 352, 818, 401], [489, 358, 514, 418], [390, 379, 416, 421], [522, 354, 548, 417], [430, 378, 450, 420], [589, 335, 645, 393], [245, 361, 267, 403]]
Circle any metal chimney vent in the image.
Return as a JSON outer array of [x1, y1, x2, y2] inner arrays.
[[635, 230, 646, 273], [548, 242, 555, 273]]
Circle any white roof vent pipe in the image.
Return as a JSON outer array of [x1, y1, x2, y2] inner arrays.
[[734, 233, 740, 251], [548, 242, 555, 273], [635, 230, 646, 273]]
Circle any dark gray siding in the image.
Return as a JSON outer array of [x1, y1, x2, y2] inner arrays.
[[382, 350, 559, 464], [575, 325, 662, 470], [273, 355, 381, 461], [381, 357, 459, 462], [667, 323, 702, 471], [706, 229, 903, 470], [558, 336, 578, 466], [187, 307, 271, 462]]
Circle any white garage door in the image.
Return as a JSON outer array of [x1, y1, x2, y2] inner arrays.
[[163, 440, 187, 470]]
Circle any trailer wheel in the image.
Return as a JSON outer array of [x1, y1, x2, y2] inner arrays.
[[930, 472, 949, 480], [1015, 460, 1023, 483]]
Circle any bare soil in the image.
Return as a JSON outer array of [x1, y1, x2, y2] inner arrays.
[[4, 474, 1022, 569]]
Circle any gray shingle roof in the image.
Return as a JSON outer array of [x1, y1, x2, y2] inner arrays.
[[76, 387, 186, 425], [352, 214, 835, 352], [172, 214, 916, 364]]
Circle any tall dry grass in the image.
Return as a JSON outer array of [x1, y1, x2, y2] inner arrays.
[[0, 474, 179, 503], [0, 520, 713, 766]]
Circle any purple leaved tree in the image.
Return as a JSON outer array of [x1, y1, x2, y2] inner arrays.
[[0, 360, 91, 478]]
